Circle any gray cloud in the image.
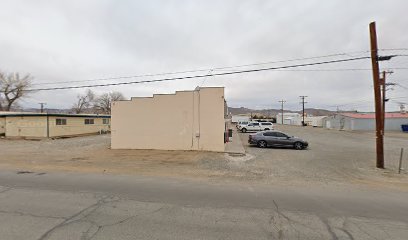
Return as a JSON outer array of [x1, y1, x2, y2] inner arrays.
[[1, 0, 407, 111]]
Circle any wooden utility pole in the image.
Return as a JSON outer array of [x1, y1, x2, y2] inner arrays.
[[369, 22, 384, 169], [39, 102, 46, 113], [278, 100, 286, 124], [299, 96, 307, 126]]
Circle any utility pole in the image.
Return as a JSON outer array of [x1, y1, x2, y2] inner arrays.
[[380, 71, 386, 132], [380, 71, 395, 131], [38, 103, 46, 113], [369, 22, 384, 169], [369, 22, 396, 169], [278, 100, 286, 124], [299, 96, 307, 126]]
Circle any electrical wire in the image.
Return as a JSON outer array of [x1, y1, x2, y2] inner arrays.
[[33, 67, 408, 88], [396, 83, 408, 90], [32, 50, 371, 86], [25, 56, 371, 92], [380, 48, 408, 51]]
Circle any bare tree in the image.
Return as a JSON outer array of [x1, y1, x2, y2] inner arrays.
[[0, 71, 32, 111], [94, 91, 125, 114], [72, 89, 95, 114]]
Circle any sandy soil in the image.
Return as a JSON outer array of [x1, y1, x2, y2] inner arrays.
[[0, 134, 226, 179], [0, 127, 407, 189]]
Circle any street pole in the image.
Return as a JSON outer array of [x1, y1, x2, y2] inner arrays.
[[381, 71, 386, 132], [39, 103, 46, 113], [369, 22, 384, 169], [299, 96, 307, 126], [381, 71, 395, 132], [278, 100, 286, 124], [398, 148, 404, 174]]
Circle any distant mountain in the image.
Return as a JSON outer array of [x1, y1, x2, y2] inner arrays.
[[228, 107, 335, 117]]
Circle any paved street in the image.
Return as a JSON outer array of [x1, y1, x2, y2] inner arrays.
[[1, 170, 407, 240]]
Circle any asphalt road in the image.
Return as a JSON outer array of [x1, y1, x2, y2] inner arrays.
[[1, 170, 407, 240]]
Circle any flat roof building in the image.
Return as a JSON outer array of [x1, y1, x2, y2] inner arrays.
[[323, 112, 408, 131], [111, 87, 226, 152], [0, 112, 110, 138]]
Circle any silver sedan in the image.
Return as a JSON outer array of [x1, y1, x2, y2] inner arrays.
[[248, 130, 309, 150]]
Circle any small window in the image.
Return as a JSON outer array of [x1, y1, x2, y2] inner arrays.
[[261, 122, 272, 125], [84, 119, 94, 125], [103, 119, 110, 124], [56, 118, 67, 125]]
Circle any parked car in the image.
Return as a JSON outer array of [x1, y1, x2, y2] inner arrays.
[[240, 122, 274, 133], [236, 121, 249, 129], [248, 130, 308, 150]]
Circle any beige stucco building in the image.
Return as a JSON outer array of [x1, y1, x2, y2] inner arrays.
[[0, 112, 110, 138], [111, 87, 226, 152]]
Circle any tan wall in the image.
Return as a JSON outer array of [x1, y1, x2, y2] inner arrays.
[[0, 117, 6, 135], [5, 116, 110, 138], [5, 116, 47, 137], [111, 87, 225, 152], [48, 116, 110, 137]]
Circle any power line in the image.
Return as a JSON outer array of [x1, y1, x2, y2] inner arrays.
[[396, 83, 408, 90], [325, 99, 373, 108], [32, 51, 372, 86], [33, 67, 408, 87], [379, 48, 408, 51], [34, 67, 379, 86], [389, 96, 408, 100], [26, 56, 371, 92], [225, 67, 408, 72]]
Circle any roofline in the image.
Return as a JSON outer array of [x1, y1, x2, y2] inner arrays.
[[337, 113, 408, 119], [115, 86, 225, 102], [0, 113, 111, 118]]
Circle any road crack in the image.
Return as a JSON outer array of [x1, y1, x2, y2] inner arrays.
[[37, 195, 119, 240]]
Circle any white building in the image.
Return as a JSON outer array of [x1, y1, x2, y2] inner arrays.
[[323, 113, 408, 131], [276, 113, 327, 127], [276, 113, 301, 125], [304, 116, 328, 127], [231, 115, 250, 123]]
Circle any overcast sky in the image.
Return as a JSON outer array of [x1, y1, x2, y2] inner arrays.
[[1, 0, 407, 112]]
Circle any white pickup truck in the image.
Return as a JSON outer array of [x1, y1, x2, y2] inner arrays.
[[240, 122, 274, 133], [237, 121, 250, 130]]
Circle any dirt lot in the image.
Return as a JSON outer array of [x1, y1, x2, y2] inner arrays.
[[0, 126, 407, 188], [236, 125, 408, 188]]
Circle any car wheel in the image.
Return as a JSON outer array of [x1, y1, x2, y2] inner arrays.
[[294, 142, 303, 150], [264, 128, 270, 130], [257, 140, 267, 148], [241, 128, 247, 133]]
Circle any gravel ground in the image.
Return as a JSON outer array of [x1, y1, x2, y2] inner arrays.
[[231, 125, 408, 187], [0, 127, 407, 189]]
